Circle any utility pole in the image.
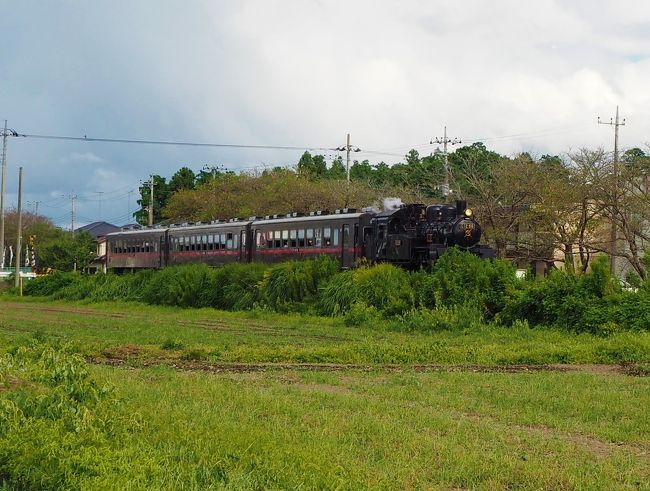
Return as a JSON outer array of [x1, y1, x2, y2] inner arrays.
[[336, 134, 361, 184], [1, 120, 18, 265], [27, 200, 41, 215], [14, 167, 22, 288], [598, 106, 626, 274], [70, 192, 77, 237], [432, 126, 461, 199], [127, 189, 133, 221], [149, 175, 155, 226]]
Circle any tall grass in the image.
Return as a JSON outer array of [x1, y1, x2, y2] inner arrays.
[[16, 250, 650, 334]]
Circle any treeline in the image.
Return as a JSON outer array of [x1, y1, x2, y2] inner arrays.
[[22, 250, 650, 336], [138, 144, 650, 281]]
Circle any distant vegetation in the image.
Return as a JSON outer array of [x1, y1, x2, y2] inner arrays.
[[19, 249, 650, 335], [133, 144, 650, 280]]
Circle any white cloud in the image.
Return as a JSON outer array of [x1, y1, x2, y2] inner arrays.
[[58, 152, 105, 164]]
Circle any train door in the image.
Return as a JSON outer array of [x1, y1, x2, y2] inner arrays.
[[239, 230, 247, 263], [159, 235, 165, 268], [341, 224, 350, 268]]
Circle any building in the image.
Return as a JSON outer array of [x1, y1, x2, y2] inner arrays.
[[75, 221, 121, 273]]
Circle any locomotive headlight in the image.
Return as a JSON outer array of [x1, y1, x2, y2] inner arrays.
[[464, 208, 473, 217]]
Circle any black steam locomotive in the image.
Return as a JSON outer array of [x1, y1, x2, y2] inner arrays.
[[106, 200, 493, 271]]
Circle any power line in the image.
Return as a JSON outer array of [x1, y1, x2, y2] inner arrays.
[[12, 132, 336, 153]]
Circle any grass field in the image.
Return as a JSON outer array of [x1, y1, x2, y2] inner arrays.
[[1, 298, 649, 489]]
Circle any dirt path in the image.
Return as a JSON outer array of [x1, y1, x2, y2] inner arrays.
[[87, 356, 645, 376]]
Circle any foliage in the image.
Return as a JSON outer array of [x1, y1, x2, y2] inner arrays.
[[261, 256, 338, 312], [36, 230, 96, 272], [0, 343, 142, 489], [414, 248, 518, 319]]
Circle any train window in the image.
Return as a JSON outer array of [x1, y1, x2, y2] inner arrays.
[[233, 234, 239, 250], [378, 225, 385, 240], [306, 229, 314, 246], [256, 231, 262, 248], [333, 228, 339, 246], [343, 225, 350, 247], [289, 229, 297, 248], [219, 233, 226, 249], [202, 235, 208, 251], [226, 232, 234, 250], [323, 227, 331, 247], [315, 228, 322, 247], [282, 230, 289, 248], [265, 231, 273, 249], [274, 230, 281, 248], [241, 231, 246, 247], [298, 229, 305, 247]]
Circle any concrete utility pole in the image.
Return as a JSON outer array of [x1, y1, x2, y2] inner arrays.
[[1, 120, 18, 264], [14, 167, 22, 287], [70, 193, 77, 237], [598, 106, 626, 274], [336, 134, 361, 184], [27, 200, 41, 215], [149, 175, 155, 226], [432, 126, 461, 199]]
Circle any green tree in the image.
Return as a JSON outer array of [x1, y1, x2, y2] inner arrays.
[[135, 175, 170, 225], [327, 156, 346, 180], [37, 231, 95, 272], [169, 166, 196, 193]]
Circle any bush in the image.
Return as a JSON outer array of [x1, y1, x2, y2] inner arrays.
[[209, 262, 268, 310], [318, 270, 358, 316], [422, 248, 518, 319], [23, 271, 79, 297], [261, 256, 338, 312], [142, 264, 216, 308]]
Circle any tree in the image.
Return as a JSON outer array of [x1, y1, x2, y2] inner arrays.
[[169, 166, 196, 193], [37, 230, 95, 272], [327, 156, 346, 180], [135, 175, 170, 225]]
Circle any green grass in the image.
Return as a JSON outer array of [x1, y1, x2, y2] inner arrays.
[[2, 298, 650, 365], [1, 298, 649, 489], [84, 365, 649, 490]]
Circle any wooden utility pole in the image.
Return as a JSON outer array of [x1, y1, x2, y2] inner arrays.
[[14, 167, 22, 287], [598, 106, 626, 274]]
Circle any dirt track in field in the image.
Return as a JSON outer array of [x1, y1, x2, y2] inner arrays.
[[4, 301, 648, 377], [87, 356, 646, 377]]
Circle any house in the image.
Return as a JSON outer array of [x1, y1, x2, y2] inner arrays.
[[75, 221, 121, 273]]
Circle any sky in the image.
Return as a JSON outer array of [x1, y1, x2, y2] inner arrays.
[[1, 0, 650, 228]]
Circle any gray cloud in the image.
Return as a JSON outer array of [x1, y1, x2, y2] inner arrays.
[[1, 0, 650, 225]]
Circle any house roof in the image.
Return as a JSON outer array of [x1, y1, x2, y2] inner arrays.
[[75, 221, 121, 239]]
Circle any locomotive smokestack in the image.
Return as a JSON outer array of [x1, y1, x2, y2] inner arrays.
[[456, 200, 467, 215]]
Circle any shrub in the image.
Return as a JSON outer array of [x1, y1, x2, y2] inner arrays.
[[261, 256, 338, 312], [353, 264, 415, 317], [423, 248, 518, 319], [23, 271, 78, 297], [142, 263, 216, 308], [318, 269, 358, 316], [209, 262, 268, 310]]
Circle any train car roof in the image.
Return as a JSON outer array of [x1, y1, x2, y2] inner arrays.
[[167, 221, 252, 233], [107, 227, 168, 237], [250, 212, 365, 227]]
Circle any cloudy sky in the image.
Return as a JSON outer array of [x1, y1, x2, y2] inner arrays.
[[2, 0, 650, 227]]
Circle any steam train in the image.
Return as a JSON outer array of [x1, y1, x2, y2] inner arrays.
[[105, 200, 494, 271]]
